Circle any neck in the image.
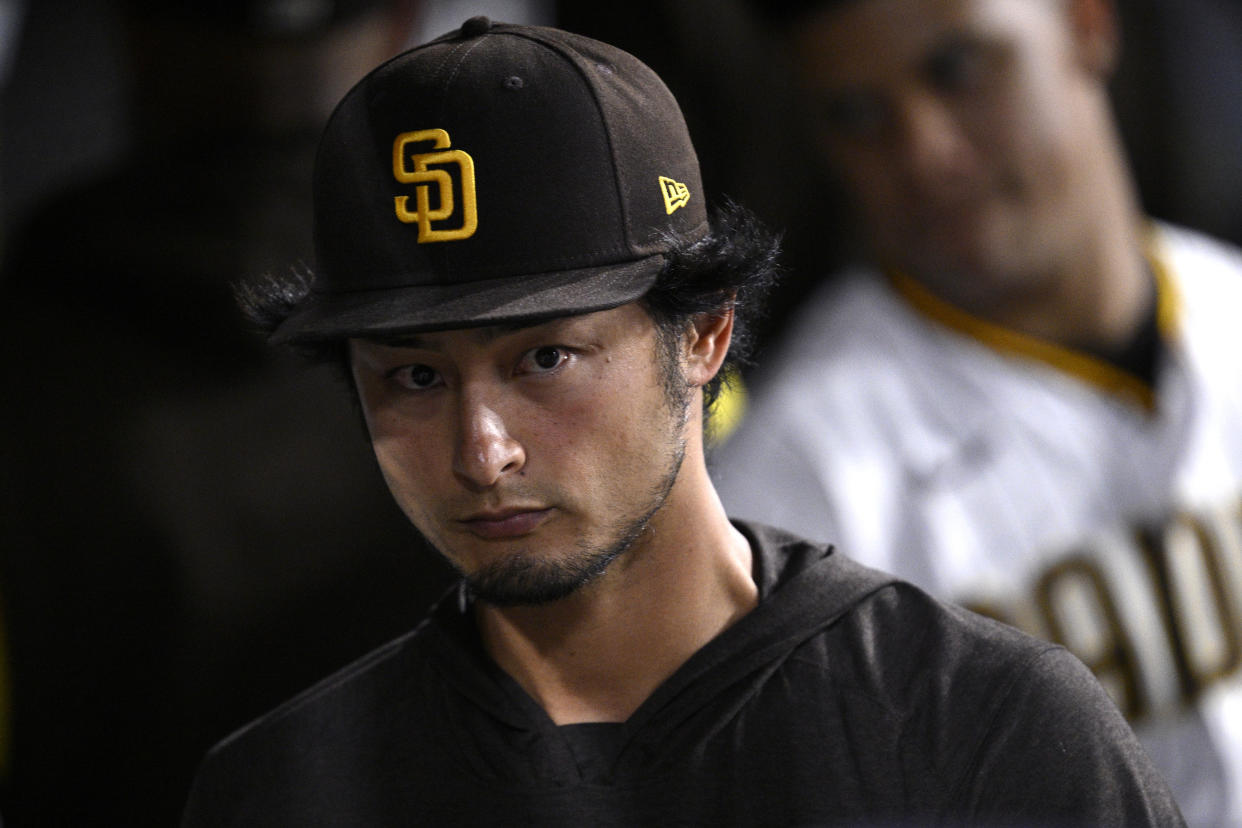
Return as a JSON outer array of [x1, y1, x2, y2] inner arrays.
[[474, 424, 756, 725], [1022, 90, 1154, 351], [988, 197, 1151, 352]]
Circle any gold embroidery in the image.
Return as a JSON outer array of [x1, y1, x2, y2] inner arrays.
[[392, 129, 478, 242], [659, 175, 690, 215], [888, 229, 1180, 411]]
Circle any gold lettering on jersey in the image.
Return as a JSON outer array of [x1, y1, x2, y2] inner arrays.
[[659, 176, 690, 215], [1036, 555, 1148, 719], [965, 495, 1242, 724], [1137, 518, 1242, 695], [392, 129, 478, 242]]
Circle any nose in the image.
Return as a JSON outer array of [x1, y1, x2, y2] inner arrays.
[[451, 391, 525, 490], [894, 95, 970, 194]]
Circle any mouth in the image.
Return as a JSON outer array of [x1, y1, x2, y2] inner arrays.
[[459, 507, 553, 540]]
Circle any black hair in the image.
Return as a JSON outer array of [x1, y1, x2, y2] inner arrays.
[[641, 200, 781, 409], [236, 200, 781, 408]]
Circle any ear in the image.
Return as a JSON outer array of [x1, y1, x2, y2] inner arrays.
[[682, 308, 735, 389], [1067, 0, 1120, 77]]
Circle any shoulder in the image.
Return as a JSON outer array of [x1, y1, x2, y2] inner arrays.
[[819, 577, 1131, 727], [768, 573, 1185, 824], [1155, 222, 1242, 308], [708, 269, 981, 546], [721, 271, 912, 453], [720, 531, 1183, 824], [813, 575, 1069, 704], [734, 265, 995, 446], [712, 269, 979, 506], [1147, 219, 1242, 310], [816, 581, 1183, 823], [1154, 223, 1242, 382], [745, 526, 1061, 694], [759, 268, 919, 384], [1155, 221, 1242, 270], [181, 619, 443, 826]]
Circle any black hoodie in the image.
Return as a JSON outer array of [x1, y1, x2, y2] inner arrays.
[[182, 522, 1183, 826]]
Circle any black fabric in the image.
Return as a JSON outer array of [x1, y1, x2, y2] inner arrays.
[[182, 523, 1185, 827], [280, 21, 710, 343], [559, 723, 626, 779]]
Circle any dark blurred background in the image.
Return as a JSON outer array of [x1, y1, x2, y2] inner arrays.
[[5, 0, 1242, 376], [0, 0, 1239, 825]]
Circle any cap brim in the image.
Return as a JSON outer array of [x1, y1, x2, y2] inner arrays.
[[271, 253, 665, 344]]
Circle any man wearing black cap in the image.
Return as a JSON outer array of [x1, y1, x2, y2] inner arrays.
[[182, 18, 1183, 826]]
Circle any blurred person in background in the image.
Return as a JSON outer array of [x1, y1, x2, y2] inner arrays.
[[711, 0, 1242, 825], [557, 0, 1242, 366], [0, 1, 454, 825]]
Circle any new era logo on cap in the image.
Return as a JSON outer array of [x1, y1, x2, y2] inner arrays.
[[660, 176, 690, 215], [273, 17, 710, 343]]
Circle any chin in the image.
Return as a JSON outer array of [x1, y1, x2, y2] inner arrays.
[[465, 547, 617, 607]]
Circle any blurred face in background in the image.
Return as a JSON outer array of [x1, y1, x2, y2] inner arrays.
[[792, 0, 1119, 314]]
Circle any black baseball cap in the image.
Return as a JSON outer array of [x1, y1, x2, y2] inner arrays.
[[272, 16, 709, 344]]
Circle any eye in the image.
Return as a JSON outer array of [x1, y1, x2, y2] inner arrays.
[[926, 39, 988, 95], [388, 363, 443, 391], [819, 92, 890, 141], [517, 345, 570, 375]]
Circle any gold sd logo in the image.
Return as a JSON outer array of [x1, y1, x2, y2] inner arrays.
[[392, 129, 478, 242], [659, 176, 690, 215]]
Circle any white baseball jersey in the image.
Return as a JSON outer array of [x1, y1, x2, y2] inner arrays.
[[712, 223, 1242, 828]]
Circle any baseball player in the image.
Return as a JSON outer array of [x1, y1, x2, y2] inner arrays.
[[180, 17, 1183, 826], [712, 1, 1242, 825]]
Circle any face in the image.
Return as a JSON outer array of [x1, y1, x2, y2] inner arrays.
[[792, 0, 1117, 309], [349, 303, 692, 606]]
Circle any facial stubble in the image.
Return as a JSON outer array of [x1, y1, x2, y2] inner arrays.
[[460, 333, 693, 607]]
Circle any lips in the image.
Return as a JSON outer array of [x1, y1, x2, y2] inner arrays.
[[459, 508, 553, 540]]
